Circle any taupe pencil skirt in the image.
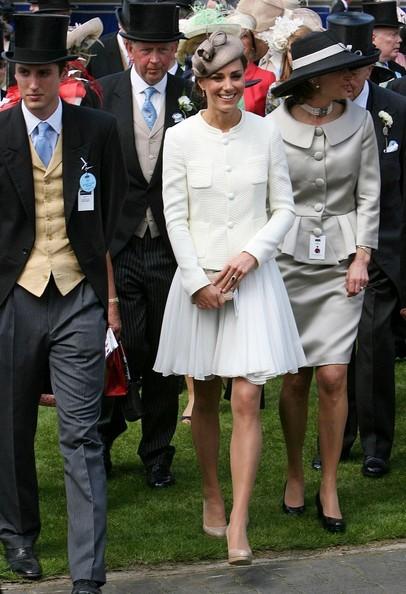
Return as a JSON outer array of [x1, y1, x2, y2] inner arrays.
[[277, 253, 364, 367]]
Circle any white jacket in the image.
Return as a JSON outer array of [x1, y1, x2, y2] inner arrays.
[[162, 110, 296, 296]]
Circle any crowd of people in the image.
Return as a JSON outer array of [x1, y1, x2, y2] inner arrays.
[[0, 0, 406, 593]]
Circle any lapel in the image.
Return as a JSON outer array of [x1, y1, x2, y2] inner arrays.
[[3, 103, 36, 221], [112, 70, 146, 184], [148, 74, 182, 188], [368, 81, 389, 154], [61, 101, 92, 222]]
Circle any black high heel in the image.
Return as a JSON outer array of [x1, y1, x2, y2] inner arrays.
[[315, 492, 346, 533], [282, 481, 305, 516]]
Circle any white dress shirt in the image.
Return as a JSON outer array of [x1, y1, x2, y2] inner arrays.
[[353, 80, 369, 109], [22, 98, 62, 153], [130, 66, 167, 117]]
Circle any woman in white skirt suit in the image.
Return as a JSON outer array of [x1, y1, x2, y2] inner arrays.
[[268, 31, 380, 532], [154, 31, 306, 563]]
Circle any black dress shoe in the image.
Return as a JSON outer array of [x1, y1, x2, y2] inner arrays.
[[282, 482, 305, 515], [315, 492, 346, 533], [362, 456, 389, 478], [71, 579, 102, 594], [5, 546, 42, 579], [146, 463, 175, 488]]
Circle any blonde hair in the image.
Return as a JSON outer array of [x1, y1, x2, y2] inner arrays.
[[280, 25, 312, 81]]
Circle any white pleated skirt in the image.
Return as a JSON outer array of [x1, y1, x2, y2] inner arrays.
[[153, 259, 307, 385]]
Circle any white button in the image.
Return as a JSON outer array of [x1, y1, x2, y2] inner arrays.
[[227, 221, 234, 229], [314, 202, 323, 212], [315, 127, 323, 136], [315, 178, 325, 188], [313, 151, 323, 161], [226, 165, 232, 172], [227, 192, 235, 199], [149, 155, 154, 160], [222, 137, 229, 145], [313, 227, 322, 237]]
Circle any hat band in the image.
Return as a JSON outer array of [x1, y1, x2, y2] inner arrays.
[[292, 44, 346, 70]]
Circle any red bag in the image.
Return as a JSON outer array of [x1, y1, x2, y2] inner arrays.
[[105, 341, 131, 397]]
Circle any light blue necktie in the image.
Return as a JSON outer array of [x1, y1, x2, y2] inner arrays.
[[142, 87, 158, 129], [33, 121, 53, 167]]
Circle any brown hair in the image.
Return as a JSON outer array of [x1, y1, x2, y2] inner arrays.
[[280, 25, 313, 82]]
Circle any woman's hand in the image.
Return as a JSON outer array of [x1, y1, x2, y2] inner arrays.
[[192, 283, 226, 309], [214, 252, 258, 294], [345, 248, 370, 297]]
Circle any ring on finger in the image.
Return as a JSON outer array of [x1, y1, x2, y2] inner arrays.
[[231, 275, 237, 283]]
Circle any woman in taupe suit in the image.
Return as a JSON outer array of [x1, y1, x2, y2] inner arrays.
[[268, 31, 380, 532]]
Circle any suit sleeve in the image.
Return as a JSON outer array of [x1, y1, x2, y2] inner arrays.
[[100, 117, 128, 250]]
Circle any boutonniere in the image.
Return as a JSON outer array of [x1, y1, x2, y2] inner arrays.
[[378, 110, 393, 151]]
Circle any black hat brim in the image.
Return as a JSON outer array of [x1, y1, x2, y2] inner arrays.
[[2, 49, 78, 63], [119, 30, 185, 43], [272, 49, 380, 98]]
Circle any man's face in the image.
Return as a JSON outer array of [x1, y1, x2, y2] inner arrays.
[[126, 40, 178, 85], [373, 27, 401, 62], [15, 62, 63, 119], [347, 65, 373, 100]]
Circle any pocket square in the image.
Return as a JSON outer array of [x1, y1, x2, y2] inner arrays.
[[384, 140, 399, 153]]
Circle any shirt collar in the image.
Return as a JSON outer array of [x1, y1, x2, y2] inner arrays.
[[130, 66, 167, 96], [353, 80, 369, 109], [22, 97, 63, 136]]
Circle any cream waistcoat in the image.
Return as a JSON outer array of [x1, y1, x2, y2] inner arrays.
[[17, 134, 84, 296]]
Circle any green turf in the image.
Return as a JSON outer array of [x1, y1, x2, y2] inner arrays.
[[1, 362, 406, 580]]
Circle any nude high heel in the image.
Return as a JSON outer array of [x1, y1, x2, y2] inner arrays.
[[226, 526, 253, 566], [202, 501, 227, 538]]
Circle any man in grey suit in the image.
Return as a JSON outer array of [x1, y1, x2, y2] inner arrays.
[[0, 13, 127, 594], [327, 12, 406, 477], [98, 2, 193, 488]]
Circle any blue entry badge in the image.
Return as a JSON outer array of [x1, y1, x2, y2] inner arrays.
[[80, 172, 96, 192]]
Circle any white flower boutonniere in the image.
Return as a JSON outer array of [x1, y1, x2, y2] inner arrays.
[[172, 95, 196, 124], [378, 110, 393, 151]]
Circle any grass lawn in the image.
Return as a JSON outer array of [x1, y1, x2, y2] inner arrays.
[[1, 362, 406, 580]]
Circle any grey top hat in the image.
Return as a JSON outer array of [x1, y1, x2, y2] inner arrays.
[[272, 30, 381, 98], [192, 31, 244, 78], [3, 13, 77, 63], [119, 2, 185, 42], [327, 12, 380, 61], [362, 1, 402, 28]]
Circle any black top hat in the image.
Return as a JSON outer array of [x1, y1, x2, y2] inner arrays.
[[3, 14, 77, 63], [327, 12, 380, 61], [272, 30, 381, 98], [36, 0, 76, 13], [362, 1, 402, 28], [119, 2, 185, 42]]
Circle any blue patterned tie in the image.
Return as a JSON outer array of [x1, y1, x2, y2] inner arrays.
[[33, 121, 53, 167], [142, 87, 158, 129]]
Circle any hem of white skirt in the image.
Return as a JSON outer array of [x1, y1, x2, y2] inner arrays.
[[153, 365, 302, 385]]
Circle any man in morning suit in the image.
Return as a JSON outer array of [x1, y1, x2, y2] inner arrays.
[[327, 12, 406, 477], [0, 13, 127, 594], [98, 2, 191, 488]]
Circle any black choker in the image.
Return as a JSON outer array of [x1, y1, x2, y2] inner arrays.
[[299, 102, 334, 118]]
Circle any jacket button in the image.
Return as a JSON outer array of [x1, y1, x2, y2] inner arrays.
[[315, 178, 325, 188], [222, 137, 229, 145], [227, 192, 235, 200], [315, 127, 323, 136], [227, 221, 234, 229], [313, 227, 323, 237], [313, 151, 323, 161], [314, 202, 323, 212], [225, 165, 232, 172]]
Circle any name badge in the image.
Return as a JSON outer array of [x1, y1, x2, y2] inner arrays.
[[309, 234, 326, 260], [78, 188, 94, 211]]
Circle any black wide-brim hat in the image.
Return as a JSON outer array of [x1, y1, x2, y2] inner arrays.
[[3, 14, 78, 63], [272, 30, 380, 98], [119, 2, 185, 42], [327, 12, 380, 61], [362, 1, 402, 28]]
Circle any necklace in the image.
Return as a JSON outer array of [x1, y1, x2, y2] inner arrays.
[[299, 102, 334, 118]]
